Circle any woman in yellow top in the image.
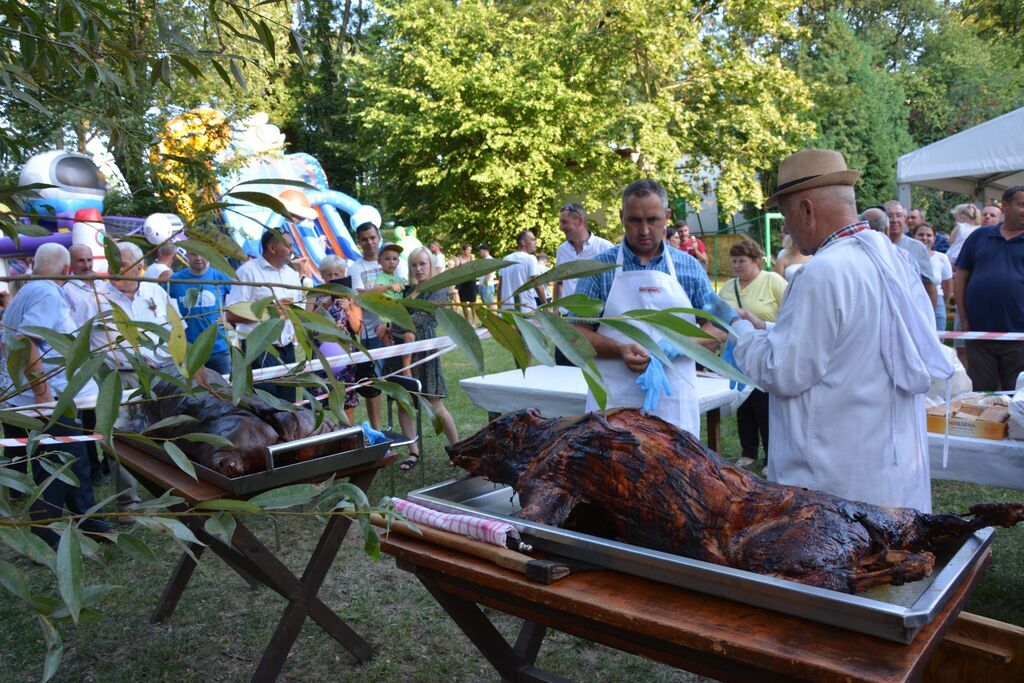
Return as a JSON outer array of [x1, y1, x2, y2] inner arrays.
[[718, 239, 787, 466]]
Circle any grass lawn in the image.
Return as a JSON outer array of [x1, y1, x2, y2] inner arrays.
[[2, 339, 1022, 681]]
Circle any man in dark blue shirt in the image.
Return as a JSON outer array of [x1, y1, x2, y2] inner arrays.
[[953, 185, 1024, 390], [167, 248, 233, 375]]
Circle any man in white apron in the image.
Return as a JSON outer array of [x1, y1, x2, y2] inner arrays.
[[571, 180, 721, 435]]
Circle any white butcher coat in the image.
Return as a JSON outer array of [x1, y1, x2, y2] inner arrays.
[[733, 229, 952, 512]]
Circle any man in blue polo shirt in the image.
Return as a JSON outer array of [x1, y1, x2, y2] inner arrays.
[[167, 247, 233, 375], [953, 185, 1024, 391]]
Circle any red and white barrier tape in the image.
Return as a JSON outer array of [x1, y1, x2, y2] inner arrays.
[[938, 331, 1024, 341], [250, 328, 492, 382]]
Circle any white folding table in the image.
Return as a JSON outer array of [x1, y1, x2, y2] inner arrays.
[[459, 365, 748, 452]]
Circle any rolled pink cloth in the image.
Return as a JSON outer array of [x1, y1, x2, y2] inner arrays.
[[392, 497, 524, 549]]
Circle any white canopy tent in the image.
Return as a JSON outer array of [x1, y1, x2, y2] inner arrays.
[[896, 106, 1024, 208]]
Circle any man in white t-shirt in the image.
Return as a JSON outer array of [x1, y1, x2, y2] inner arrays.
[[224, 228, 303, 402], [498, 230, 548, 311], [553, 203, 613, 311], [349, 220, 389, 428], [430, 241, 447, 273], [143, 243, 176, 281]]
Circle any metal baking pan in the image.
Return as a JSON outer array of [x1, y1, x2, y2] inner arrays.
[[121, 426, 392, 496], [409, 476, 994, 643]]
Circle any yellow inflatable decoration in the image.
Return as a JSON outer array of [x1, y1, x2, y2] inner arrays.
[[151, 108, 232, 220]]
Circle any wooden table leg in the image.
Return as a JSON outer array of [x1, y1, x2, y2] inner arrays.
[[706, 408, 721, 452], [151, 542, 205, 623], [418, 570, 571, 683]]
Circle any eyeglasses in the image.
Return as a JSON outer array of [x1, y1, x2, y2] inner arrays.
[[561, 204, 586, 219]]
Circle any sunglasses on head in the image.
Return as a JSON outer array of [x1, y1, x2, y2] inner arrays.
[[561, 204, 586, 219]]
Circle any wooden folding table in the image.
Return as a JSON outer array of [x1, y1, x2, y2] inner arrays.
[[117, 440, 392, 682], [383, 532, 990, 682]]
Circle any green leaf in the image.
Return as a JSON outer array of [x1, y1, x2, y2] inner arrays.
[[0, 467, 35, 493], [115, 533, 157, 563], [230, 178, 317, 192], [15, 223, 50, 237], [17, 326, 72, 360], [103, 237, 121, 274], [94, 371, 122, 449], [135, 517, 204, 546], [623, 308, 714, 339], [224, 190, 290, 217], [184, 323, 219, 378], [597, 319, 674, 369], [0, 527, 56, 570], [243, 318, 285, 365], [63, 318, 93, 382], [228, 58, 247, 90], [477, 308, 529, 371], [37, 614, 62, 683], [175, 239, 238, 280], [354, 291, 416, 331], [179, 432, 233, 448], [204, 512, 237, 545], [363, 525, 381, 560], [534, 311, 596, 369], [581, 360, 608, 410], [165, 302, 187, 367], [231, 346, 251, 406], [56, 527, 83, 623], [249, 484, 319, 510], [49, 354, 105, 424], [288, 30, 305, 68], [0, 557, 31, 601], [193, 499, 261, 514], [416, 258, 512, 294], [143, 415, 198, 434], [163, 442, 197, 481], [435, 308, 484, 373], [513, 259, 616, 297], [512, 316, 556, 367], [319, 482, 370, 510], [540, 293, 605, 317], [374, 379, 416, 416], [0, 410, 45, 432]]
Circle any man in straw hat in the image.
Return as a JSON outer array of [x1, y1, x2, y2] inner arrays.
[[728, 149, 952, 512]]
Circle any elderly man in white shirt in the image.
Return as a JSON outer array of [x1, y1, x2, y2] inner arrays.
[[225, 228, 303, 402], [731, 150, 952, 512], [64, 243, 102, 328], [93, 241, 180, 511]]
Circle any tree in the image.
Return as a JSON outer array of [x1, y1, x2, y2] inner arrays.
[[352, 0, 812, 253], [795, 12, 912, 207]]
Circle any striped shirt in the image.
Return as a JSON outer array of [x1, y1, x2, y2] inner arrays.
[[571, 241, 714, 318], [817, 221, 870, 252]]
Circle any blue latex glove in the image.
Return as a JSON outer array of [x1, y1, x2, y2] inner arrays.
[[701, 291, 740, 327], [361, 421, 388, 446], [657, 338, 680, 362], [636, 354, 672, 414], [722, 341, 746, 391]]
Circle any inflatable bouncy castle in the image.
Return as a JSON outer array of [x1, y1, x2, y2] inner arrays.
[[212, 113, 375, 264]]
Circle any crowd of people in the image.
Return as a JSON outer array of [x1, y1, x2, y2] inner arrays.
[[3, 148, 1023, 548]]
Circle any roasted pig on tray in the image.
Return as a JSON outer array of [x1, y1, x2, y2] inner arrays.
[[132, 379, 339, 477], [447, 409, 1024, 593]]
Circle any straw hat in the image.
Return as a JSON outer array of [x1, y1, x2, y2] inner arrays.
[[765, 149, 861, 208]]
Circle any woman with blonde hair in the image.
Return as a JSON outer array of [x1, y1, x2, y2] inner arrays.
[[945, 203, 982, 266], [389, 246, 459, 471], [773, 234, 811, 281]]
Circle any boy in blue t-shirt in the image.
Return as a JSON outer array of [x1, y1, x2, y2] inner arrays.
[[167, 250, 233, 375]]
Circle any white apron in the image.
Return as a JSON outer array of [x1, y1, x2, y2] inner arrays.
[[584, 245, 700, 434]]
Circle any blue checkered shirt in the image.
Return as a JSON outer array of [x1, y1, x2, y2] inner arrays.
[[571, 242, 714, 318]]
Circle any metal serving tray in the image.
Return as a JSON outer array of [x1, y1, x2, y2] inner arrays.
[[124, 426, 392, 496], [410, 476, 994, 643]]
